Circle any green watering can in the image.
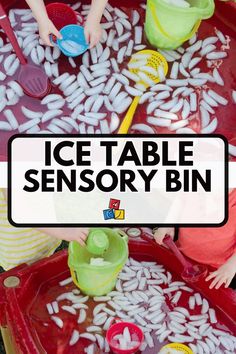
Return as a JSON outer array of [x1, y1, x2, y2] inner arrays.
[[68, 228, 128, 296], [145, 0, 215, 49]]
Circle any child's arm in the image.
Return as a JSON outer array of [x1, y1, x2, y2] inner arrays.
[[153, 227, 175, 245], [84, 0, 108, 48], [206, 253, 236, 289], [1, 189, 89, 246], [37, 228, 89, 246], [25, 0, 61, 46]]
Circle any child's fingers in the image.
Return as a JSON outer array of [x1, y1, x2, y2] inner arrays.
[[42, 34, 54, 47], [153, 229, 164, 238], [84, 29, 90, 46], [209, 274, 222, 289], [82, 228, 89, 234], [154, 236, 164, 245], [205, 271, 218, 282], [215, 276, 227, 290], [225, 277, 232, 288], [80, 233, 88, 241], [90, 34, 100, 49], [154, 230, 169, 245], [52, 27, 62, 40], [89, 36, 96, 49], [77, 238, 86, 247]]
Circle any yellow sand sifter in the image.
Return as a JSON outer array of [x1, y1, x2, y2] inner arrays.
[[118, 49, 168, 134], [159, 343, 194, 353]]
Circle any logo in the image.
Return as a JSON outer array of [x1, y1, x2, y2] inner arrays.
[[103, 199, 125, 220]]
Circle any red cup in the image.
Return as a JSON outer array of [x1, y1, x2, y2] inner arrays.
[[106, 321, 144, 354], [46, 2, 84, 30]]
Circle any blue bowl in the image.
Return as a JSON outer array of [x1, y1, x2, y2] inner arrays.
[[56, 24, 89, 57]]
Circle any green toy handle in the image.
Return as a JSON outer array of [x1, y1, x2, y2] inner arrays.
[[149, 0, 201, 43], [70, 265, 123, 294], [117, 229, 129, 243]]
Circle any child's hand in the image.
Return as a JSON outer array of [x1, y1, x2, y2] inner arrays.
[[38, 18, 62, 47], [153, 227, 175, 246], [65, 228, 89, 246], [38, 228, 89, 246], [84, 18, 102, 48], [206, 256, 236, 289]]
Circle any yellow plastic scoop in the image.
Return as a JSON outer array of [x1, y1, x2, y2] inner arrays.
[[160, 343, 194, 353], [118, 50, 168, 134]]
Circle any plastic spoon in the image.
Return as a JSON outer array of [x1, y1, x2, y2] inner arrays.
[[0, 3, 50, 98], [141, 232, 207, 283], [118, 49, 168, 134], [163, 235, 208, 282]]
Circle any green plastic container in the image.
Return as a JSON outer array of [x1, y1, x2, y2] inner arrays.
[[86, 229, 110, 256], [145, 0, 215, 49], [68, 228, 129, 296]]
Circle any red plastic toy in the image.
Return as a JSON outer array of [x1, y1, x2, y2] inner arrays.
[[0, 3, 50, 98], [106, 320, 144, 354], [46, 2, 84, 30]]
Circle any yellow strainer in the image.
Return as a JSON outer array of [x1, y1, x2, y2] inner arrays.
[[118, 49, 168, 134], [159, 343, 194, 353]]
